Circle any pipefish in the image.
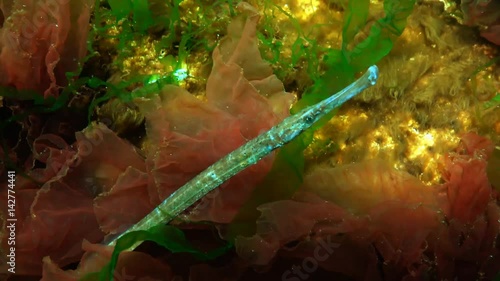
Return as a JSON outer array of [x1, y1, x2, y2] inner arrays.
[[105, 65, 379, 249]]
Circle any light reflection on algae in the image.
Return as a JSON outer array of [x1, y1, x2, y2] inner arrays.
[[99, 0, 499, 187], [300, 1, 499, 185]]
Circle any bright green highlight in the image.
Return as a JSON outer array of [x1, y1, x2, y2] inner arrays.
[[485, 93, 500, 109]]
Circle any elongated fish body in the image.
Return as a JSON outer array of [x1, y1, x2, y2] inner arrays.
[[107, 65, 379, 248]]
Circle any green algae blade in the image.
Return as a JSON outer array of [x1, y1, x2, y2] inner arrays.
[[342, 0, 370, 50], [131, 0, 155, 32], [79, 224, 232, 281], [107, 0, 133, 19]]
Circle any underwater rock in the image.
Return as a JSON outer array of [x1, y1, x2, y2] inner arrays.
[[0, 0, 94, 97]]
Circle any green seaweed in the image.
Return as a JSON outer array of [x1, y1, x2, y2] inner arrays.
[[79, 224, 232, 281], [227, 0, 416, 240], [257, 1, 330, 84], [84, 0, 223, 119], [83, 0, 204, 120], [132, 0, 155, 32], [85, 72, 180, 122], [484, 93, 500, 109], [107, 0, 132, 19], [106, 0, 157, 32], [295, 0, 415, 113], [342, 0, 370, 50]]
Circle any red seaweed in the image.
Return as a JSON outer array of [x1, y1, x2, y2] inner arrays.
[[0, 0, 94, 98], [234, 133, 500, 280], [136, 2, 294, 224]]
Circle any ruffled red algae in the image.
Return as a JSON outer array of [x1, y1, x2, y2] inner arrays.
[[0, 0, 94, 97], [461, 0, 500, 45], [235, 133, 499, 280], [136, 2, 295, 224], [41, 239, 174, 281], [4, 3, 296, 277], [0, 123, 147, 275]]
